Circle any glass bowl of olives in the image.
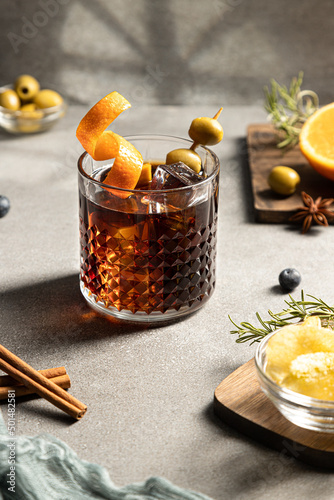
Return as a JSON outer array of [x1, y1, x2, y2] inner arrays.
[[0, 75, 67, 134]]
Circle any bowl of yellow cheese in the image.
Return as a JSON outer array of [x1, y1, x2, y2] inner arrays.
[[255, 316, 334, 432]]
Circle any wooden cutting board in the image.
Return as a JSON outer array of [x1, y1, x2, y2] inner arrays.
[[247, 124, 334, 223], [214, 359, 334, 469]]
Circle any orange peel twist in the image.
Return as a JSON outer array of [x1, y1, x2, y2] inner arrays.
[[76, 92, 143, 191]]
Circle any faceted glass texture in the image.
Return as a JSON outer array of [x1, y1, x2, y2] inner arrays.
[[78, 135, 220, 323]]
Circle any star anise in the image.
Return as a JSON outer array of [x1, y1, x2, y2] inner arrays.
[[289, 191, 334, 234]]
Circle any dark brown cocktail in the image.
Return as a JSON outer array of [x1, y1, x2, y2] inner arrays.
[[78, 135, 219, 322]]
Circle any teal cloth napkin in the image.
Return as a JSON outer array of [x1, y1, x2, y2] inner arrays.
[[0, 412, 212, 500]]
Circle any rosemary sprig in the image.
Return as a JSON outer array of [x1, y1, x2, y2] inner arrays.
[[264, 72, 319, 149], [229, 291, 334, 345]]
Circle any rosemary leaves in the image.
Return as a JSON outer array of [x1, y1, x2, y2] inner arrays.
[[264, 72, 319, 149], [229, 291, 334, 345]]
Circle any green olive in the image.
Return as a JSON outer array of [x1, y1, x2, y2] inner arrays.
[[15, 74, 40, 101], [166, 148, 202, 173], [33, 89, 63, 109], [20, 103, 37, 112], [20, 103, 44, 119], [0, 89, 20, 111], [268, 166, 301, 196], [17, 121, 42, 133], [188, 117, 224, 146]]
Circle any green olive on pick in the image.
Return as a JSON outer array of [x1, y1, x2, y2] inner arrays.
[[166, 148, 202, 174], [268, 166, 301, 196], [165, 107, 223, 173], [189, 113, 224, 146]]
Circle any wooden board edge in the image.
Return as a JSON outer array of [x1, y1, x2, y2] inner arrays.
[[245, 123, 334, 224], [213, 366, 334, 469]]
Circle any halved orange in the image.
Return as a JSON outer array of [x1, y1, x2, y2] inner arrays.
[[299, 102, 334, 181], [76, 91, 131, 159]]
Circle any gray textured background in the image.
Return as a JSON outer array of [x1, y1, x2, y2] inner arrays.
[[4, 103, 334, 500], [1, 0, 334, 107], [2, 2, 334, 500]]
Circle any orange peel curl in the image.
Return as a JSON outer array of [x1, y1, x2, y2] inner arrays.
[[76, 91, 143, 191]]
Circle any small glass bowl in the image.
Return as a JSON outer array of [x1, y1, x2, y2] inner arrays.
[[255, 329, 334, 433], [0, 85, 67, 134]]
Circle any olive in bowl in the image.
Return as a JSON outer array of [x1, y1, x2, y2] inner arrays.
[[0, 75, 66, 134]]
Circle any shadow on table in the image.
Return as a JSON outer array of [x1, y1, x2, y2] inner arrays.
[[0, 129, 21, 141], [202, 402, 323, 497], [235, 137, 255, 224], [0, 274, 161, 425], [0, 274, 158, 350], [0, 392, 77, 425], [204, 401, 334, 482]]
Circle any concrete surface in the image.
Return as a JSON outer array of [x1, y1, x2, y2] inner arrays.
[[1, 104, 334, 499], [1, 0, 334, 107]]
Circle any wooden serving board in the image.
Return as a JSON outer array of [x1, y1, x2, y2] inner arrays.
[[214, 359, 334, 469], [247, 123, 334, 223]]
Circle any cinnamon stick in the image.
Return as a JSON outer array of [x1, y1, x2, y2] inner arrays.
[[0, 374, 71, 400], [0, 346, 87, 419], [0, 366, 66, 387]]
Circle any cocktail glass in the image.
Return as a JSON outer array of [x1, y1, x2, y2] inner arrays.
[[78, 135, 220, 323]]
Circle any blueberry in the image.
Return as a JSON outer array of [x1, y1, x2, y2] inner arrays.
[[0, 196, 10, 218], [279, 268, 301, 291]]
